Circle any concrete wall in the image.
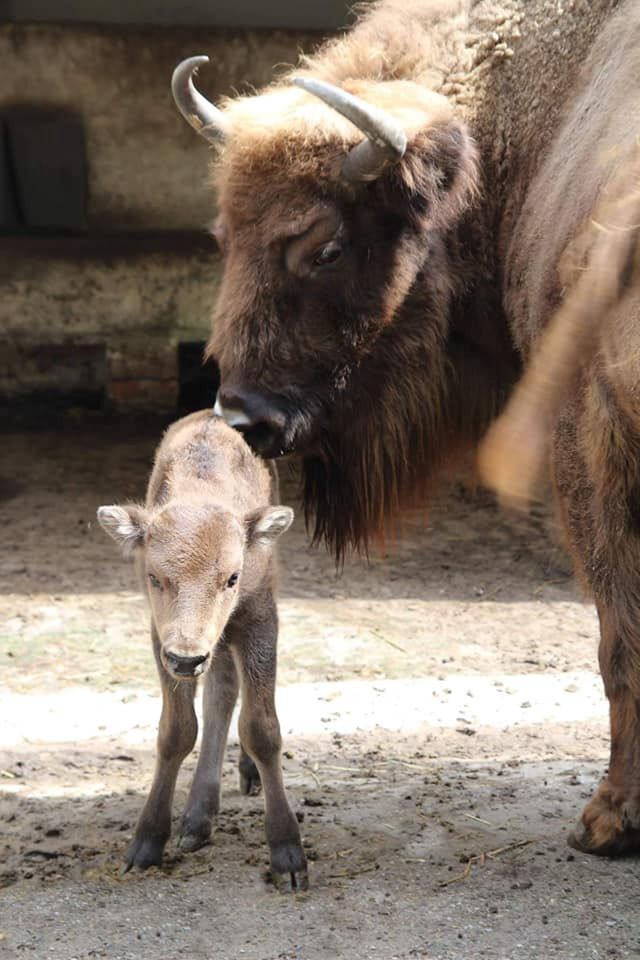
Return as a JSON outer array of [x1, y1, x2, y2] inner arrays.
[[0, 23, 320, 231], [3, 0, 356, 29], [0, 22, 324, 410], [0, 235, 220, 409]]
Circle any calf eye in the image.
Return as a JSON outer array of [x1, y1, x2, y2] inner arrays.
[[148, 573, 162, 590], [226, 572, 239, 589], [312, 242, 342, 267]]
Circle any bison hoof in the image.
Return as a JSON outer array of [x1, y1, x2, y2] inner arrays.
[[568, 783, 640, 857], [268, 842, 308, 893], [125, 833, 167, 871], [239, 755, 261, 796], [568, 820, 640, 857]]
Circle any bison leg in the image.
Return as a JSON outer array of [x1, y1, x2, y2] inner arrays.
[[126, 627, 198, 871], [179, 642, 239, 852], [230, 610, 307, 892], [569, 606, 640, 855], [552, 385, 640, 856]]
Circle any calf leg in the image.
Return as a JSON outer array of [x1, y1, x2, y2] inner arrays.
[[569, 605, 640, 855], [179, 643, 239, 852], [126, 627, 198, 870], [238, 745, 261, 796], [230, 612, 307, 891]]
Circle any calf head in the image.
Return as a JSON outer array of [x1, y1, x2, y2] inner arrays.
[[97, 500, 293, 679]]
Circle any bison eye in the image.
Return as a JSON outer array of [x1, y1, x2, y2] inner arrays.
[[148, 573, 162, 590], [312, 242, 342, 267], [226, 572, 239, 589]]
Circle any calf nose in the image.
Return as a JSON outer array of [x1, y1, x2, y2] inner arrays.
[[214, 386, 288, 458], [164, 651, 209, 677]]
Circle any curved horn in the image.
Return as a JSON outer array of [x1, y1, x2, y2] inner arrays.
[[292, 76, 406, 182], [171, 55, 228, 145]]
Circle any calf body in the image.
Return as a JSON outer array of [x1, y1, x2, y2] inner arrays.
[[98, 410, 307, 890]]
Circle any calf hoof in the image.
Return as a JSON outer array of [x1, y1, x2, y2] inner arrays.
[[568, 782, 640, 857], [125, 832, 167, 871], [269, 842, 309, 893], [239, 753, 261, 796], [269, 867, 309, 894], [178, 814, 213, 854]]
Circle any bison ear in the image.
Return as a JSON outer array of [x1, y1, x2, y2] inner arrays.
[[97, 504, 148, 555], [245, 505, 294, 545], [385, 117, 479, 228]]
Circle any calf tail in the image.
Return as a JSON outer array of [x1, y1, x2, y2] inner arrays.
[[478, 155, 640, 505]]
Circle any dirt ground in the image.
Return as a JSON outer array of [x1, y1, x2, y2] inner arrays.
[[1, 417, 639, 960]]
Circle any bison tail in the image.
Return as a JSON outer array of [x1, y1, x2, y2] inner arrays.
[[478, 157, 640, 506]]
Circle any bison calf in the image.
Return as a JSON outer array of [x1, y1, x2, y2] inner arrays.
[[97, 410, 307, 890]]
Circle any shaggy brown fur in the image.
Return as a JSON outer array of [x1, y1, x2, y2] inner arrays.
[[209, 3, 521, 559], [196, 0, 640, 854], [98, 412, 307, 888], [476, 2, 640, 855], [480, 162, 640, 503]]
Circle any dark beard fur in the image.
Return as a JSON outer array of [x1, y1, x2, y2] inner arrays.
[[301, 327, 517, 564], [301, 390, 447, 564]]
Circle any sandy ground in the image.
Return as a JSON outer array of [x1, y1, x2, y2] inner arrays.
[[1, 417, 639, 960]]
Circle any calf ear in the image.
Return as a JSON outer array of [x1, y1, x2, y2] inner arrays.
[[245, 506, 294, 545], [97, 504, 147, 555]]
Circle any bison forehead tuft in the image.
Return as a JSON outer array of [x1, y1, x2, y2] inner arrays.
[[212, 80, 453, 196], [217, 80, 451, 146]]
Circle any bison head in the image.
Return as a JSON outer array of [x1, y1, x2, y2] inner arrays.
[[173, 58, 480, 559]]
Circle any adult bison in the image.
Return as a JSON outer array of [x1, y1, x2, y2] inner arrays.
[[172, 0, 640, 856]]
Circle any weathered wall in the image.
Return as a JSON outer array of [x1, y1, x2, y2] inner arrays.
[[0, 23, 323, 410], [0, 235, 220, 409], [3, 1, 355, 30], [0, 23, 320, 230]]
